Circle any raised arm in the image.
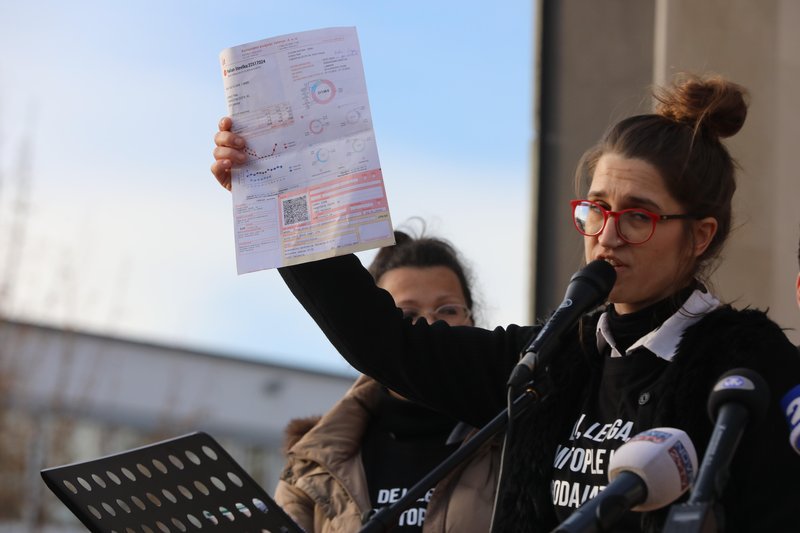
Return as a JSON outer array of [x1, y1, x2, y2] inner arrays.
[[278, 254, 534, 427]]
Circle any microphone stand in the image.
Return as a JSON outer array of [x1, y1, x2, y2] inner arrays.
[[358, 380, 549, 533]]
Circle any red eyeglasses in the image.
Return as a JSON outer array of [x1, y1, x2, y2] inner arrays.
[[571, 199, 699, 244]]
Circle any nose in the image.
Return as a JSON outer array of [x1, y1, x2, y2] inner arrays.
[[418, 312, 439, 324], [597, 215, 623, 247]]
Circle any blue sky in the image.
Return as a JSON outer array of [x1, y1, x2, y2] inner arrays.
[[0, 1, 534, 374]]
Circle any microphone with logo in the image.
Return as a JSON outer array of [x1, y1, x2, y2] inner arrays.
[[780, 384, 800, 456], [552, 428, 697, 533], [662, 368, 770, 533], [507, 260, 616, 390]]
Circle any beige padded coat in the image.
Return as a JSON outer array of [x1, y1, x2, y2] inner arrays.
[[274, 375, 501, 533]]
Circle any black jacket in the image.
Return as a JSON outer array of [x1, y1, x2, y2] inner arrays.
[[281, 254, 800, 532]]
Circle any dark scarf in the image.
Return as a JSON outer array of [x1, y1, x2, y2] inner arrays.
[[605, 284, 695, 354]]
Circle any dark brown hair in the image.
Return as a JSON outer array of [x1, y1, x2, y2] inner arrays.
[[575, 73, 749, 282], [368, 229, 475, 313]]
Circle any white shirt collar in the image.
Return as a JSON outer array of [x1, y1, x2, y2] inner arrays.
[[596, 289, 721, 361]]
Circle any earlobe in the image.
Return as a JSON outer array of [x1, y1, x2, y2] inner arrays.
[[795, 273, 800, 310], [692, 217, 719, 257]]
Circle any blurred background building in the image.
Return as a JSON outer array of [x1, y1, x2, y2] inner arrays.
[[0, 320, 353, 531]]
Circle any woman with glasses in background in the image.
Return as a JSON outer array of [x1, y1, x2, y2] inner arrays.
[[212, 73, 800, 531], [273, 228, 501, 533]]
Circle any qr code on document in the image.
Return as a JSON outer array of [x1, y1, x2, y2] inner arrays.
[[282, 195, 310, 225]]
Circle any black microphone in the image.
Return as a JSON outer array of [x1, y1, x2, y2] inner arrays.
[[691, 368, 769, 503], [552, 428, 697, 533], [507, 259, 615, 389], [662, 368, 770, 533]]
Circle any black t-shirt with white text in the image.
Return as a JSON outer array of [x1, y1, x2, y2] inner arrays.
[[361, 389, 459, 531], [551, 349, 668, 530]]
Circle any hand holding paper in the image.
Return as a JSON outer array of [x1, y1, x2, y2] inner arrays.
[[211, 117, 248, 191]]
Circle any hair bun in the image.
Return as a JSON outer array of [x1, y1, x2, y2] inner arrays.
[[393, 230, 412, 246], [655, 74, 749, 139]]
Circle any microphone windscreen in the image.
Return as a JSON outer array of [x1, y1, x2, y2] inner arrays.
[[608, 428, 697, 512], [780, 384, 800, 455], [706, 368, 770, 422], [570, 259, 616, 295]]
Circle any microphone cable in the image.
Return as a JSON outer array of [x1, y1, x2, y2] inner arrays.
[[488, 385, 516, 533]]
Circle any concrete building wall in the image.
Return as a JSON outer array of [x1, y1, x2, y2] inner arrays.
[[653, 0, 800, 340], [533, 0, 656, 316]]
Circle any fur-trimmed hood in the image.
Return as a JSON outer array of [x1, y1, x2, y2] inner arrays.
[[282, 415, 322, 454]]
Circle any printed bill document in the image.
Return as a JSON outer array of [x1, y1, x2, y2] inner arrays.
[[219, 27, 394, 273]]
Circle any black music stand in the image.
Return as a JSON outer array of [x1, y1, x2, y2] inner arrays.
[[40, 431, 305, 533]]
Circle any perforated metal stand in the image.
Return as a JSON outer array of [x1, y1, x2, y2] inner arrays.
[[41, 432, 305, 533]]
